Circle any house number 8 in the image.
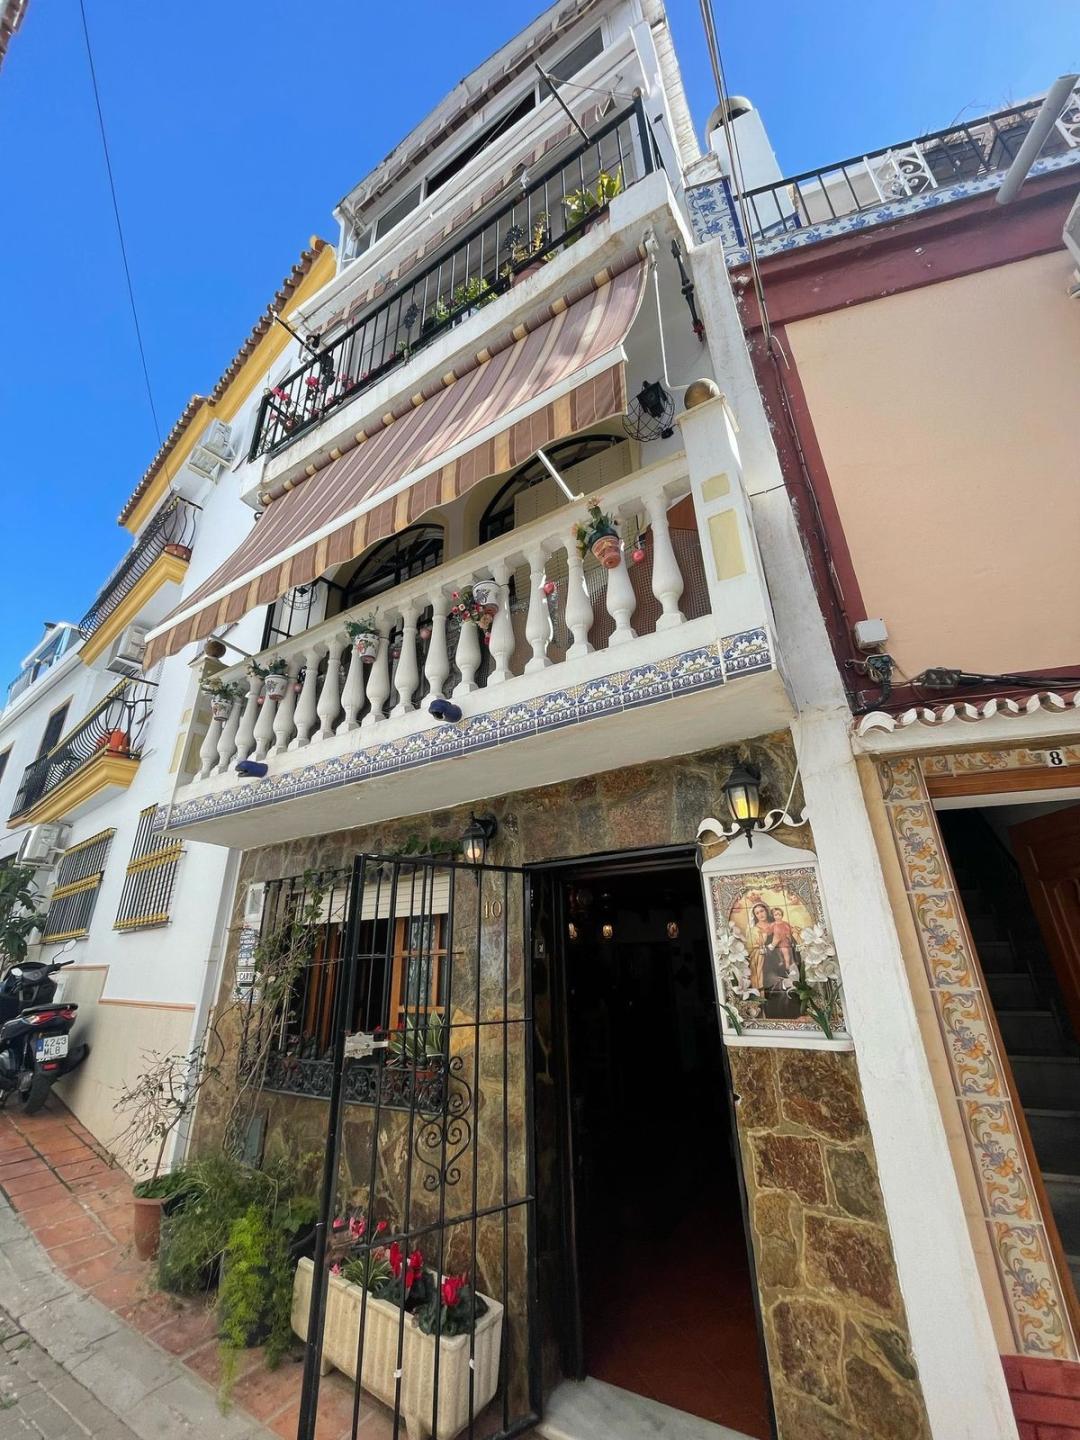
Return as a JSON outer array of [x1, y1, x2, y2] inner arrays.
[[483, 900, 504, 919]]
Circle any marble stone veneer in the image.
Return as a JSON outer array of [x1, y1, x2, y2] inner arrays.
[[729, 1046, 931, 1439]]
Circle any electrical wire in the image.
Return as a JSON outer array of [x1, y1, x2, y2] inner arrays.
[[78, 0, 162, 449]]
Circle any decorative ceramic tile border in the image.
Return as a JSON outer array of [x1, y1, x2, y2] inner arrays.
[[922, 745, 1080, 776], [164, 633, 771, 832], [687, 151, 1080, 265], [877, 755, 1078, 1359]]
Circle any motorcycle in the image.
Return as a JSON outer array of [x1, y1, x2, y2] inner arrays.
[[0, 957, 89, 1113]]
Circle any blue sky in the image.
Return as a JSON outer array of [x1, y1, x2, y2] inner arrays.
[[1, 0, 1076, 682]]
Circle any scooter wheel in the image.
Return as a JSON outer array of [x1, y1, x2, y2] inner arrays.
[[14, 1070, 51, 1115]]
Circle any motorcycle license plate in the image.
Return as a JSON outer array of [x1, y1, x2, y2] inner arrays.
[[35, 1035, 68, 1060]]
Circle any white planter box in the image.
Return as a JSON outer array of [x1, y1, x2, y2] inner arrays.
[[292, 1257, 503, 1440]]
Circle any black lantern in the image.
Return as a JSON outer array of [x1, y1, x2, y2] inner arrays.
[[461, 812, 497, 866], [625, 380, 675, 442], [723, 762, 763, 845]]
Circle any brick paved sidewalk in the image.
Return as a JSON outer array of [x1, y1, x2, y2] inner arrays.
[[0, 1101, 395, 1440], [0, 1305, 135, 1439]]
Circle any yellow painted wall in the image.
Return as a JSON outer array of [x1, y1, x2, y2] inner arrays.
[[786, 251, 1080, 677]]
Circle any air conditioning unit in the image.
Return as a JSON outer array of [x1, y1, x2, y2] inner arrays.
[[1064, 192, 1080, 289], [106, 623, 149, 675], [18, 822, 70, 866], [186, 419, 235, 481]]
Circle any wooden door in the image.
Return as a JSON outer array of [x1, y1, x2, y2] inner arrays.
[[1011, 804, 1080, 1039]]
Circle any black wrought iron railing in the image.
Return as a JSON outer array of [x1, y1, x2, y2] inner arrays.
[[79, 495, 200, 639], [9, 678, 157, 820], [249, 99, 658, 460], [734, 94, 1077, 247]]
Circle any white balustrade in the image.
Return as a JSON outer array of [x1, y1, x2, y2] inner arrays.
[[195, 458, 704, 781], [216, 700, 242, 773], [644, 492, 686, 629], [234, 676, 262, 763], [318, 634, 347, 738], [391, 604, 420, 717]]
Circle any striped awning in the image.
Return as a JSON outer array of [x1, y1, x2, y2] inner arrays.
[[144, 252, 648, 668]]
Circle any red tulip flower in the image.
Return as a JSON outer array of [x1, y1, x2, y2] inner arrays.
[[388, 1241, 403, 1278], [441, 1274, 466, 1307]]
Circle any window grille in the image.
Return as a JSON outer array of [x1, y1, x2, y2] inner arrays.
[[114, 807, 182, 932], [43, 829, 115, 942]]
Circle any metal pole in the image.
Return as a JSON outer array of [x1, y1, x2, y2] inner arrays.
[[996, 75, 1078, 204]]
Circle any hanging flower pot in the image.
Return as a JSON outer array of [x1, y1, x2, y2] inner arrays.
[[210, 695, 234, 721], [163, 543, 192, 561], [345, 613, 380, 663], [575, 501, 621, 570], [263, 673, 289, 701], [470, 580, 501, 617], [104, 729, 129, 754], [590, 531, 621, 569]]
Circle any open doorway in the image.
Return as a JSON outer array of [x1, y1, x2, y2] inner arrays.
[[549, 852, 772, 1440], [938, 803, 1080, 1304]]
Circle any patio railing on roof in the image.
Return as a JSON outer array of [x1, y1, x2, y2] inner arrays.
[[731, 91, 1080, 249], [248, 98, 658, 461]]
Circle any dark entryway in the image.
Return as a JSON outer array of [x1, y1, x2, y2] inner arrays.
[[544, 852, 772, 1439], [939, 805, 1080, 1307]]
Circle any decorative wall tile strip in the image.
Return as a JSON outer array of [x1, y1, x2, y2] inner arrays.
[[878, 754, 1077, 1358]]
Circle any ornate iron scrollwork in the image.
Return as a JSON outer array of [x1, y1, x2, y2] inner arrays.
[[413, 1054, 473, 1191]]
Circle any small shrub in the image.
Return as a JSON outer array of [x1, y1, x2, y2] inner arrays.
[[217, 1206, 295, 1402]]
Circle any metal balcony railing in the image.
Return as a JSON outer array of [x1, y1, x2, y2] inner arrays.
[[79, 495, 200, 639], [9, 678, 157, 820], [734, 93, 1079, 248], [249, 99, 658, 460]]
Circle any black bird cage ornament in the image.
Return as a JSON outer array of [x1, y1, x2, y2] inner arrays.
[[625, 380, 675, 442]]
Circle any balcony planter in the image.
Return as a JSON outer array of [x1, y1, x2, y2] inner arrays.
[[292, 1257, 503, 1440], [210, 695, 234, 722], [575, 502, 622, 571], [99, 729, 130, 755], [345, 613, 381, 664], [263, 673, 289, 702], [469, 581, 501, 618], [163, 543, 192, 561]]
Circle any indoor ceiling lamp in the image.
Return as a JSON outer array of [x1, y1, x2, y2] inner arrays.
[[461, 813, 497, 867]]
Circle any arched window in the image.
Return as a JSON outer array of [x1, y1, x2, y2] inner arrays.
[[337, 524, 445, 612], [478, 435, 625, 545]]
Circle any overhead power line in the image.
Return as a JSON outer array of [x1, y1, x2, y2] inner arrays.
[[77, 0, 162, 449]]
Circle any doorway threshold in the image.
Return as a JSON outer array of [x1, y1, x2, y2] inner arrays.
[[537, 1378, 760, 1440]]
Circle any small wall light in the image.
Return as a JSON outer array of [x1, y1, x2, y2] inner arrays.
[[567, 921, 579, 942], [723, 762, 763, 845], [601, 922, 614, 942], [461, 812, 497, 866], [666, 920, 680, 941]]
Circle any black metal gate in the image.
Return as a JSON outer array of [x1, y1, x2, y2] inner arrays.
[[297, 854, 540, 1440]]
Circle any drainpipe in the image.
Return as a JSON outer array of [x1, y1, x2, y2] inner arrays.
[[996, 73, 1078, 204]]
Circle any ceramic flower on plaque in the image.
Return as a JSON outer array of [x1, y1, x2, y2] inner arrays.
[[712, 917, 761, 1033], [793, 921, 844, 1039]]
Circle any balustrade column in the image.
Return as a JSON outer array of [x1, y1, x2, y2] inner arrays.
[[337, 641, 367, 733], [486, 563, 515, 686], [273, 656, 303, 753], [198, 714, 223, 780], [361, 621, 392, 728], [423, 594, 450, 700], [233, 675, 262, 763], [290, 645, 325, 749], [452, 614, 482, 699], [603, 542, 638, 646], [644, 493, 686, 629], [216, 699, 242, 773], [391, 604, 420, 717], [523, 546, 551, 673], [318, 635, 346, 738], [564, 547, 595, 659], [253, 680, 279, 761]]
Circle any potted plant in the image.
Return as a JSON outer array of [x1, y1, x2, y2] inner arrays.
[[502, 215, 550, 285], [424, 276, 494, 334], [262, 657, 290, 701], [387, 1013, 445, 1080], [217, 1199, 312, 1399], [345, 613, 380, 663], [575, 500, 621, 570], [448, 586, 496, 632], [293, 1226, 502, 1440], [201, 678, 245, 722], [562, 167, 623, 241]]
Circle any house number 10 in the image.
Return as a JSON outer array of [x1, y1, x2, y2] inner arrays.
[[483, 899, 504, 920]]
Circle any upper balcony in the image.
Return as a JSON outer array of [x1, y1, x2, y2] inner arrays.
[[78, 495, 201, 666], [688, 86, 1080, 263], [248, 102, 658, 466], [164, 428, 791, 849], [8, 677, 157, 827], [5, 624, 82, 710]]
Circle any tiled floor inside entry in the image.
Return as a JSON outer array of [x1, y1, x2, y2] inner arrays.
[[0, 1101, 397, 1438]]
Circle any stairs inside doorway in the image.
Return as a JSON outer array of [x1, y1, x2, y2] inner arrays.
[[942, 809, 1080, 1298]]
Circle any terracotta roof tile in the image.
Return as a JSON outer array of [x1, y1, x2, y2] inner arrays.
[[117, 237, 330, 525]]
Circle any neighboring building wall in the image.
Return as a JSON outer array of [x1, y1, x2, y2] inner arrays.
[[779, 249, 1080, 679]]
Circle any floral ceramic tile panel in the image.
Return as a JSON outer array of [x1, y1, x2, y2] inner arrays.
[[877, 757, 924, 803], [963, 1100, 1035, 1221], [935, 991, 1005, 1099], [993, 1222, 1074, 1358], [909, 892, 976, 987], [891, 804, 948, 889]]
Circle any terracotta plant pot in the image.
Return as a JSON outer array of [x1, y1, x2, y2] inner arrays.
[[163, 543, 192, 561], [104, 729, 130, 754], [589, 532, 621, 570], [132, 1193, 167, 1260], [262, 673, 289, 701]]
